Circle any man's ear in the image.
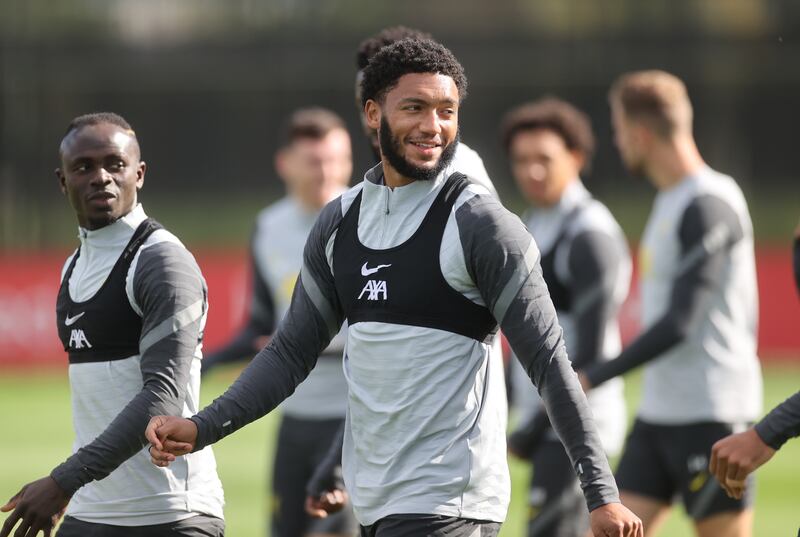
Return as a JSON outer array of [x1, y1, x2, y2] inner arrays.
[[364, 100, 381, 131], [136, 161, 146, 191], [570, 150, 586, 173], [55, 168, 66, 195]]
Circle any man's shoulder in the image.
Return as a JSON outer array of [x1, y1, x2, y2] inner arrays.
[[254, 196, 297, 231], [569, 198, 626, 242], [133, 228, 202, 279]]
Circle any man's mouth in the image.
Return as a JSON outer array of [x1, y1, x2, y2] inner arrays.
[[87, 191, 116, 202]]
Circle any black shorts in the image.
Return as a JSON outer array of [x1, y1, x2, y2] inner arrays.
[[56, 514, 224, 536], [360, 514, 501, 537], [271, 414, 357, 537], [615, 419, 754, 520], [526, 437, 588, 537]]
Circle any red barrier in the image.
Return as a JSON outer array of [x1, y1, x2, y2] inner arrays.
[[0, 246, 797, 368]]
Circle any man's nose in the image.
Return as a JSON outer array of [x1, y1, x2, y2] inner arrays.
[[418, 110, 442, 135], [89, 168, 113, 185]]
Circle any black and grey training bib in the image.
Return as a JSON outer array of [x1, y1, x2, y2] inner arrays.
[[332, 173, 496, 343], [56, 219, 162, 364]]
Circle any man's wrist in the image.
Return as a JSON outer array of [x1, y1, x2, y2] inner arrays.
[[50, 457, 88, 496]]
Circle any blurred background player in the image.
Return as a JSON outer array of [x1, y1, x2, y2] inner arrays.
[[502, 98, 630, 537], [305, 27, 506, 517], [580, 70, 763, 537], [201, 108, 357, 537], [0, 113, 224, 537], [708, 220, 800, 499]]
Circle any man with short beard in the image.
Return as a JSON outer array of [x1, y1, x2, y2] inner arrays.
[[352, 26, 499, 198], [145, 38, 642, 537]]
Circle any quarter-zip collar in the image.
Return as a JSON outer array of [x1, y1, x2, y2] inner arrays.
[[78, 204, 147, 251], [358, 163, 451, 250]]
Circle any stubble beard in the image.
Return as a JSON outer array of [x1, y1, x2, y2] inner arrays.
[[379, 117, 459, 182]]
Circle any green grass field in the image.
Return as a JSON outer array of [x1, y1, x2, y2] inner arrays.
[[1, 364, 798, 536]]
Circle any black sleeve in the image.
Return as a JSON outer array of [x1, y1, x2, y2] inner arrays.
[[202, 239, 277, 374], [191, 200, 345, 450], [51, 241, 207, 494], [585, 195, 744, 387], [567, 230, 625, 371], [754, 391, 800, 450], [457, 194, 619, 511], [306, 423, 345, 496]]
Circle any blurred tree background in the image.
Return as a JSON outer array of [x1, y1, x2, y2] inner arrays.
[[1, 0, 798, 249]]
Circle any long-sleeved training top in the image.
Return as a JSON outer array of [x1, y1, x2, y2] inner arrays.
[[190, 159, 618, 525], [51, 204, 224, 525], [586, 166, 762, 425]]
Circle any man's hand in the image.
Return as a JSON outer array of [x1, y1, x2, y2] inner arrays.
[[0, 477, 69, 537], [304, 489, 348, 519], [589, 503, 643, 537], [709, 428, 775, 499], [145, 415, 198, 467]]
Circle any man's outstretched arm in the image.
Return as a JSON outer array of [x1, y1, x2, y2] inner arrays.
[[457, 194, 641, 536], [2, 241, 206, 537], [148, 199, 345, 458], [582, 194, 743, 388]]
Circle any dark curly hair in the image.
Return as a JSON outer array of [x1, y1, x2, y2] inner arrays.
[[360, 38, 467, 108], [500, 97, 595, 171], [356, 26, 434, 70]]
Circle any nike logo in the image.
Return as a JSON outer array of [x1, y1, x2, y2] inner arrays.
[[360, 262, 392, 277], [64, 312, 86, 326]]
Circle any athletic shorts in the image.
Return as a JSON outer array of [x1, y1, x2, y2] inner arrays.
[[360, 514, 501, 537], [615, 419, 754, 520], [56, 514, 224, 536], [271, 414, 357, 537], [526, 437, 588, 537]]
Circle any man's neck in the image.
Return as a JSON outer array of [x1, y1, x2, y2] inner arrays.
[[649, 136, 705, 191], [382, 161, 416, 189]]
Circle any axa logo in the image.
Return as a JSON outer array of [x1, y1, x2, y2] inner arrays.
[[358, 280, 387, 301], [69, 329, 93, 349]]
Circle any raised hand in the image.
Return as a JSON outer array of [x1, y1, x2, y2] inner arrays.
[[145, 415, 198, 467]]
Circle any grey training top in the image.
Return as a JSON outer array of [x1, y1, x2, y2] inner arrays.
[[50, 204, 224, 525], [586, 166, 762, 425], [191, 160, 618, 524]]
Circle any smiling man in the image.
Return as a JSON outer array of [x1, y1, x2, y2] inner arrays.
[[0, 113, 224, 537], [145, 39, 642, 537]]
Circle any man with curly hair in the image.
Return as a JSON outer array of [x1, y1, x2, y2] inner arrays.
[[352, 26, 498, 199], [145, 38, 642, 537]]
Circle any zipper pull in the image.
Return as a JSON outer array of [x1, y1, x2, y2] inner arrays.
[[385, 188, 390, 215]]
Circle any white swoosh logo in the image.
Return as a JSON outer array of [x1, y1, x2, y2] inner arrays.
[[361, 262, 392, 276], [64, 312, 86, 326]]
